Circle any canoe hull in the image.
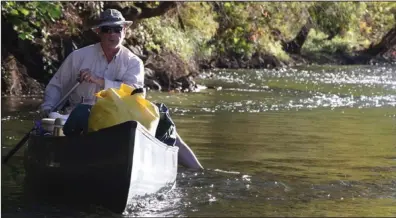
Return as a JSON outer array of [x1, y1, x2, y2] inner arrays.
[[24, 121, 179, 213]]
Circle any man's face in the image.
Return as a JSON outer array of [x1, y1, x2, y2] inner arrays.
[[98, 25, 125, 48]]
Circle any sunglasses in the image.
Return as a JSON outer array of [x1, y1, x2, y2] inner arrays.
[[100, 26, 123, 34]]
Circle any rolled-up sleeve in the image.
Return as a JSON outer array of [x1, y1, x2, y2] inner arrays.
[[41, 54, 75, 111]]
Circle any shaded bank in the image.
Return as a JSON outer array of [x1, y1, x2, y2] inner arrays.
[[1, 2, 395, 96]]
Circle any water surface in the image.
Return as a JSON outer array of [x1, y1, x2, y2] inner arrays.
[[2, 65, 396, 217]]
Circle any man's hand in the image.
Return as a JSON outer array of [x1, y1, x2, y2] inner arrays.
[[79, 69, 105, 87]]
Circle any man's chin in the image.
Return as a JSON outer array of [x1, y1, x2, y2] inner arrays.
[[103, 42, 121, 48]]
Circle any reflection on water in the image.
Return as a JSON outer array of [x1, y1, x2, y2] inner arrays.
[[2, 65, 396, 217], [1, 96, 42, 113]]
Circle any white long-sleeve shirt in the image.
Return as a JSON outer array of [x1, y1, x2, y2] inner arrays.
[[41, 42, 144, 112]]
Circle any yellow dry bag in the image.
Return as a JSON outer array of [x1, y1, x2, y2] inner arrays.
[[88, 84, 160, 136]]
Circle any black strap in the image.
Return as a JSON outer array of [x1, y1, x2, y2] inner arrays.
[[131, 88, 144, 95]]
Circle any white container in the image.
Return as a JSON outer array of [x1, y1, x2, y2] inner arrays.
[[41, 118, 66, 135], [48, 112, 69, 120]]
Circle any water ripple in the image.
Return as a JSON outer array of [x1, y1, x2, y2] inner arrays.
[[194, 66, 396, 113]]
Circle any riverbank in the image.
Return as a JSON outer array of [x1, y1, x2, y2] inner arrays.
[[2, 40, 394, 96], [1, 2, 395, 96]]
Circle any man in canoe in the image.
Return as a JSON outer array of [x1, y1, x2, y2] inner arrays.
[[40, 8, 143, 116], [39, 9, 203, 170]]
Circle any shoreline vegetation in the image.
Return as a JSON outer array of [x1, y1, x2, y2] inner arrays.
[[1, 2, 395, 96]]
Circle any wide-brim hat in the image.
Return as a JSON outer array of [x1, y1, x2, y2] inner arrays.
[[91, 9, 133, 30]]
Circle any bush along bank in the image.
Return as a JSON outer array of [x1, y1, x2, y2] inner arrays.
[[1, 2, 395, 96]]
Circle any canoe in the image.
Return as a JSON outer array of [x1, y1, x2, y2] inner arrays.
[[23, 120, 179, 213]]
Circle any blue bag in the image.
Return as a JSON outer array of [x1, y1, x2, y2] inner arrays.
[[62, 104, 92, 136], [155, 103, 177, 146]]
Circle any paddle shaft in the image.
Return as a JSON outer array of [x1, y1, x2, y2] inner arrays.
[[2, 82, 81, 164], [52, 82, 81, 112]]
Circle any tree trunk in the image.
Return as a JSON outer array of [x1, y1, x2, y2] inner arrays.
[[363, 26, 396, 57], [282, 17, 313, 54], [2, 54, 44, 95]]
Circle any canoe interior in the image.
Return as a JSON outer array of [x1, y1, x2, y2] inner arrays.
[[24, 121, 179, 213]]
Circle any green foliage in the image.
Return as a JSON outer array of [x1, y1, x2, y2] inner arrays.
[[2, 1, 395, 72], [256, 32, 290, 62], [249, 2, 313, 40], [178, 2, 218, 60], [302, 29, 357, 54], [178, 2, 218, 41], [134, 2, 219, 62], [303, 2, 396, 54], [211, 2, 256, 58], [139, 17, 196, 62], [309, 2, 365, 39], [210, 2, 309, 60], [1, 1, 62, 41], [361, 2, 396, 43], [245, 2, 312, 60]]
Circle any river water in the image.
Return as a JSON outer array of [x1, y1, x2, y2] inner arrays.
[[2, 65, 396, 217]]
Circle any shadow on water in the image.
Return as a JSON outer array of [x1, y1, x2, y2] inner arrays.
[[2, 157, 133, 218], [1, 96, 42, 113], [2, 159, 396, 217]]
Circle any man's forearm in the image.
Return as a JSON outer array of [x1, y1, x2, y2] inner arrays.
[[41, 85, 62, 111]]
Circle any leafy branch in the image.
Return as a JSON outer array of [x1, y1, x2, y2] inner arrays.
[[1, 1, 62, 41]]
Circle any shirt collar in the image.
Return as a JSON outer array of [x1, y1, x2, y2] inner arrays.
[[96, 42, 122, 60]]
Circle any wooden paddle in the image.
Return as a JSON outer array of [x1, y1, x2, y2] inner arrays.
[[2, 82, 81, 164]]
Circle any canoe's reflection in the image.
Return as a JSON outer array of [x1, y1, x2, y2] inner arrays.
[[23, 176, 115, 213], [23, 174, 177, 216]]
